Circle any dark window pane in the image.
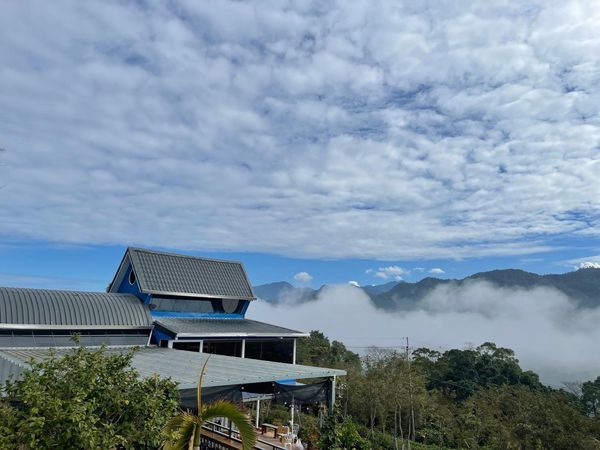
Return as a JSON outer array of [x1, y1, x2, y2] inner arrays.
[[203, 340, 241, 357], [244, 339, 293, 363], [151, 297, 217, 313], [173, 341, 201, 352]]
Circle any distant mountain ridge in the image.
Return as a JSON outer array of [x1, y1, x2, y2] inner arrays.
[[253, 268, 600, 310], [252, 281, 316, 304]]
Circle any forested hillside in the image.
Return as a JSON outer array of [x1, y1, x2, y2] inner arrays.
[[296, 331, 600, 449]]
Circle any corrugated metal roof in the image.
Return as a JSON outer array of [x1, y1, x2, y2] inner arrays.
[[155, 318, 307, 338], [127, 248, 256, 300], [0, 288, 152, 329], [0, 330, 150, 348], [0, 347, 346, 389]]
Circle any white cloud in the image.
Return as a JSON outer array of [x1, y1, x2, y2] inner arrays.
[[248, 282, 600, 385], [348, 280, 360, 287], [565, 255, 600, 270], [293, 271, 313, 283], [370, 265, 408, 281], [578, 262, 600, 269], [0, 1, 598, 259], [429, 268, 445, 274]]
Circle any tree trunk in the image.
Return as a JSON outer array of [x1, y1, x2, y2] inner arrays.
[[193, 424, 201, 450]]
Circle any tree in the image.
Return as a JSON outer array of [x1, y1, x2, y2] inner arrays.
[[419, 343, 543, 401], [318, 402, 371, 450], [462, 385, 594, 449], [162, 358, 257, 450], [0, 345, 179, 449], [582, 376, 600, 417], [297, 331, 361, 369]]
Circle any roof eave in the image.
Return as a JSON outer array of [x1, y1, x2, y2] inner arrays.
[[173, 332, 309, 339], [145, 290, 256, 301], [0, 324, 153, 331]]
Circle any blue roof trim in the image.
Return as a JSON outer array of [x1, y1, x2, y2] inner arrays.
[[151, 327, 173, 343], [151, 311, 244, 319], [276, 379, 301, 385]]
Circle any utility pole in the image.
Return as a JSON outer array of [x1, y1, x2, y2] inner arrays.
[[406, 337, 416, 449]]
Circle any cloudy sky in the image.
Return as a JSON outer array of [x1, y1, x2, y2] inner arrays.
[[0, 1, 599, 289]]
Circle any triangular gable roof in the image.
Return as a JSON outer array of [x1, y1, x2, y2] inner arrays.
[[109, 248, 256, 301]]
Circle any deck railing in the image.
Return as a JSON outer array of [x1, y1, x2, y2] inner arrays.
[[202, 420, 287, 450]]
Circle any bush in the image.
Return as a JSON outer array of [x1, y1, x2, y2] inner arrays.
[[0, 345, 179, 449]]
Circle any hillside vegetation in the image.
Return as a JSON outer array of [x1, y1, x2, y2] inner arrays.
[[297, 331, 600, 450]]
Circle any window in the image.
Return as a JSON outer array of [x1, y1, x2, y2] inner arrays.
[[129, 269, 136, 285], [222, 298, 240, 313], [203, 340, 242, 357], [245, 339, 294, 363]]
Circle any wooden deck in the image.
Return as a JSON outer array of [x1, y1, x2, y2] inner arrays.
[[255, 434, 287, 450], [201, 422, 287, 450]]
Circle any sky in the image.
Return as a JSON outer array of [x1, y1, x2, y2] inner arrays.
[[0, 1, 599, 291]]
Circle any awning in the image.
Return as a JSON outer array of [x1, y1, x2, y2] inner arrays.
[[154, 317, 307, 339], [0, 346, 346, 390]]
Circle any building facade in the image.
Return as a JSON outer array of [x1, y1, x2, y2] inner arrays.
[[0, 247, 344, 410]]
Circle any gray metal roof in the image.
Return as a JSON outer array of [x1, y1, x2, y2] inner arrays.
[[0, 330, 150, 348], [154, 318, 308, 338], [0, 347, 346, 389], [125, 248, 256, 300], [0, 287, 152, 329]]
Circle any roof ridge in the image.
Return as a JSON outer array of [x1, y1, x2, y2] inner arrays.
[[128, 247, 244, 265], [0, 286, 137, 297]]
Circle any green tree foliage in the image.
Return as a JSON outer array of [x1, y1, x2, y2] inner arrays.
[[299, 333, 600, 449], [414, 342, 543, 401], [297, 331, 361, 369], [583, 376, 600, 417], [458, 385, 597, 449], [0, 345, 179, 450], [318, 402, 371, 450]]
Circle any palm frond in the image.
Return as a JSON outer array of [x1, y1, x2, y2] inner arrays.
[[162, 357, 255, 450], [162, 411, 199, 450], [163, 412, 187, 436], [164, 421, 196, 450], [202, 401, 257, 450]]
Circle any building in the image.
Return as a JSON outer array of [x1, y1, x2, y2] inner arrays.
[[0, 247, 344, 413]]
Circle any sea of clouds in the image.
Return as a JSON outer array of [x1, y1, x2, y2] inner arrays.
[[248, 282, 600, 386]]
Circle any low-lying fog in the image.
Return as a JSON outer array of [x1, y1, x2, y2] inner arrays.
[[247, 281, 600, 386]]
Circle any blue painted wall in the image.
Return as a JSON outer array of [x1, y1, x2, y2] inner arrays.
[[151, 327, 173, 344], [115, 264, 151, 303]]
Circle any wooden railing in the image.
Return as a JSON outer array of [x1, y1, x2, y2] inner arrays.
[[202, 421, 287, 450]]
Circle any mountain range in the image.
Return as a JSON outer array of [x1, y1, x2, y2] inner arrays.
[[253, 268, 600, 310]]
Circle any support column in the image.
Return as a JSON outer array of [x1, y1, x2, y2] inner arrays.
[[241, 339, 246, 358], [167, 340, 173, 349], [255, 398, 260, 428], [292, 338, 297, 365], [329, 376, 336, 413], [198, 340, 203, 353]]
